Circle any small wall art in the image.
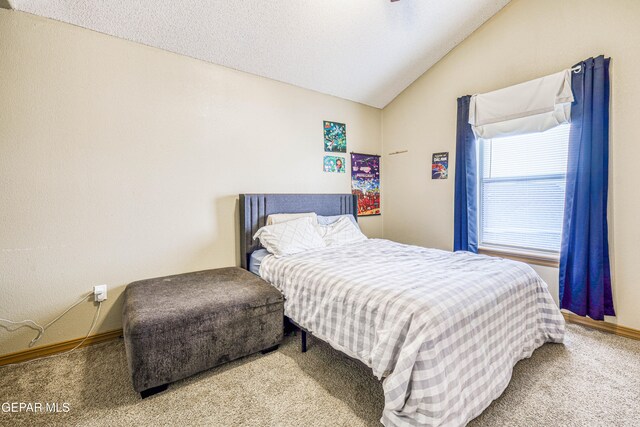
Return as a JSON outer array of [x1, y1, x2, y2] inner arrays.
[[431, 152, 449, 179], [323, 155, 346, 173], [323, 121, 347, 153]]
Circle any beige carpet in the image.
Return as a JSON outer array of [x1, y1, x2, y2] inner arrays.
[[1, 324, 639, 426]]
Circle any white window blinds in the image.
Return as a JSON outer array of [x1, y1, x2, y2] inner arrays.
[[479, 123, 570, 254]]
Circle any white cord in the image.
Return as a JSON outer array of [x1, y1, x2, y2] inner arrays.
[[0, 300, 103, 368], [0, 318, 44, 336], [31, 291, 93, 347], [63, 301, 102, 353], [0, 291, 93, 347]]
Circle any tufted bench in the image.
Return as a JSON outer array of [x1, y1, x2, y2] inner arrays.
[[122, 267, 283, 397]]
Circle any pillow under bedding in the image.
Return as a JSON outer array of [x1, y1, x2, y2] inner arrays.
[[253, 216, 325, 257], [316, 214, 360, 229], [316, 216, 367, 247], [266, 212, 318, 226]]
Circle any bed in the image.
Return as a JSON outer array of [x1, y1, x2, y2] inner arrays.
[[239, 193, 565, 427]]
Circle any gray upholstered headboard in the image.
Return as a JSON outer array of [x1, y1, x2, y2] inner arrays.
[[239, 193, 358, 269]]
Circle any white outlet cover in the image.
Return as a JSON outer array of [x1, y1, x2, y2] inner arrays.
[[93, 285, 108, 302]]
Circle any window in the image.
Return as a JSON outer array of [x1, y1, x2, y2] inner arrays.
[[478, 123, 570, 256]]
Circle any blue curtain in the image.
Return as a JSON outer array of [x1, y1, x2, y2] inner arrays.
[[453, 96, 478, 253], [559, 56, 614, 320]]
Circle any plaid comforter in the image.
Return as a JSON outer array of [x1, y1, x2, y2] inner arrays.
[[259, 239, 565, 426]]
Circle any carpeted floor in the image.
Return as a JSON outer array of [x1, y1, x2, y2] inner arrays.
[[1, 324, 639, 426]]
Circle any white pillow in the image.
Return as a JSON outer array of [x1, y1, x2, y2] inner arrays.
[[253, 216, 325, 257], [317, 214, 360, 230], [266, 212, 318, 226], [317, 216, 367, 247]]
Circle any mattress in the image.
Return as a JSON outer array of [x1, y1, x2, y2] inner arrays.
[[258, 238, 565, 427], [249, 249, 270, 275]]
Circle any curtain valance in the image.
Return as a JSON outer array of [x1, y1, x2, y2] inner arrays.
[[469, 70, 574, 139]]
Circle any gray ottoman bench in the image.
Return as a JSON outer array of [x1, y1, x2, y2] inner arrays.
[[122, 267, 283, 398]]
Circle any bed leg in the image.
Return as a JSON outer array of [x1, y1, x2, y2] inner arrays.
[[301, 330, 307, 353]]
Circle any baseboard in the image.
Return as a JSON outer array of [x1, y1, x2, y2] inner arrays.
[[562, 312, 640, 341], [0, 329, 123, 367]]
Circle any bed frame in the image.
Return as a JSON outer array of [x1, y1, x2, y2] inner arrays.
[[239, 193, 358, 269], [239, 193, 359, 352]]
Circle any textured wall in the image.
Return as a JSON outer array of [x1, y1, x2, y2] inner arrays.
[[382, 0, 640, 330], [0, 10, 382, 356]]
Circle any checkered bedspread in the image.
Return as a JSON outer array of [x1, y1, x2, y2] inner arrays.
[[259, 239, 565, 426]]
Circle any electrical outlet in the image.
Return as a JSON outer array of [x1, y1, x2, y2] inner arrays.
[[93, 285, 107, 302]]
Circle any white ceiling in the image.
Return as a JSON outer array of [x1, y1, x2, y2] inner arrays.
[[7, 0, 510, 108]]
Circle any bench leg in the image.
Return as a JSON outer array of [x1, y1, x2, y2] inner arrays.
[[140, 383, 168, 399], [301, 330, 307, 353], [261, 345, 279, 354]]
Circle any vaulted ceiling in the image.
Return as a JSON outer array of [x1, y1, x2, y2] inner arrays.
[[5, 0, 510, 108]]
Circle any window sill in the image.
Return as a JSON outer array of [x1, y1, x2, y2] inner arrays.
[[478, 246, 560, 268]]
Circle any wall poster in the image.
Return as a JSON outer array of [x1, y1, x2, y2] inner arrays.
[[323, 155, 346, 173], [351, 153, 380, 216], [431, 152, 449, 179], [323, 121, 347, 153]]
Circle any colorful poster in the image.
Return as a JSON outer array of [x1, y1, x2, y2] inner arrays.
[[323, 155, 346, 173], [323, 121, 347, 153], [431, 152, 449, 179], [351, 153, 381, 216]]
